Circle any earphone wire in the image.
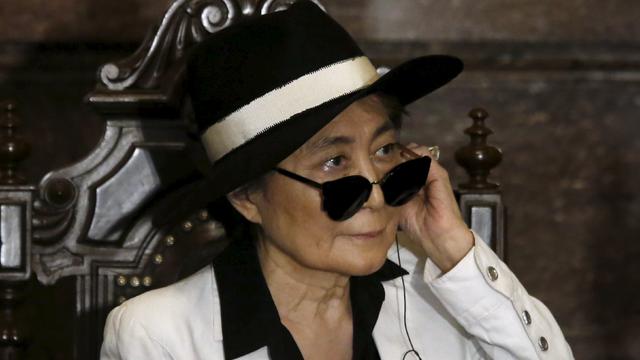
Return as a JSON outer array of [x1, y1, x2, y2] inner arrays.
[[395, 236, 422, 360]]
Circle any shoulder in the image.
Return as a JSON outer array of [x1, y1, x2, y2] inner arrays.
[[101, 265, 222, 359], [119, 264, 216, 325]]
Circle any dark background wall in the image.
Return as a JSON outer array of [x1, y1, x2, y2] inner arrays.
[[1, 0, 639, 359]]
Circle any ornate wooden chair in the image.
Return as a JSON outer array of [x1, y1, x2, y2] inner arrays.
[[0, 0, 504, 358]]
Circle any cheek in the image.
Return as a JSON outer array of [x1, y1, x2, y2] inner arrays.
[[259, 179, 335, 248], [256, 178, 400, 275]]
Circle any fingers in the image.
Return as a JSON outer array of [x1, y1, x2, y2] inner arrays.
[[404, 143, 440, 161], [428, 146, 440, 161], [404, 143, 446, 178], [404, 143, 453, 195]]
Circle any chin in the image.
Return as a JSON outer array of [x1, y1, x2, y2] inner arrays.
[[336, 245, 392, 277], [338, 232, 396, 275], [346, 257, 388, 277]]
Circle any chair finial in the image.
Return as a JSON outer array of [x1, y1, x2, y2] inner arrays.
[[455, 108, 503, 190], [0, 101, 31, 185]]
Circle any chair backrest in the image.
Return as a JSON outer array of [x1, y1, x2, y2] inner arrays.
[[0, 1, 505, 359], [29, 1, 325, 357]]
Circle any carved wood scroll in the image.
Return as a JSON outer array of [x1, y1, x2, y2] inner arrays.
[[88, 0, 325, 116]]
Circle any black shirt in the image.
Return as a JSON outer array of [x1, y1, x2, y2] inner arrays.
[[212, 238, 407, 360]]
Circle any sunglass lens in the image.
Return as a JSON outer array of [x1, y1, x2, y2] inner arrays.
[[382, 157, 431, 206], [321, 176, 372, 221]]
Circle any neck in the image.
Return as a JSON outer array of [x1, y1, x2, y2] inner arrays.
[[256, 237, 352, 325]]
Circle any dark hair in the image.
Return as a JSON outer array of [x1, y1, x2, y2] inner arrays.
[[376, 92, 407, 129], [206, 183, 263, 244], [178, 193, 258, 279]]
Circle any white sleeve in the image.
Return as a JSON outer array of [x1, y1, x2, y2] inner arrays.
[[423, 231, 574, 360], [100, 304, 176, 360]]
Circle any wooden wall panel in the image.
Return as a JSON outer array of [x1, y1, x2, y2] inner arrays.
[[2, 0, 640, 42]]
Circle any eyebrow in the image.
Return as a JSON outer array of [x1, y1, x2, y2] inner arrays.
[[304, 120, 395, 154]]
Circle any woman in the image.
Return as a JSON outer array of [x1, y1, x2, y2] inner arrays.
[[101, 1, 574, 359]]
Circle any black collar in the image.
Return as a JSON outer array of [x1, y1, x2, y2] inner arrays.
[[212, 238, 407, 360]]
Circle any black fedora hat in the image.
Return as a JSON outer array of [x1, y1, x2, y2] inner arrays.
[[186, 0, 463, 205]]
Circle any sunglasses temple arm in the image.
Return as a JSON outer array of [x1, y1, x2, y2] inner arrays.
[[397, 143, 420, 159], [274, 168, 323, 189]]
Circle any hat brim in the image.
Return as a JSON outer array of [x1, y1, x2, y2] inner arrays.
[[187, 55, 463, 208]]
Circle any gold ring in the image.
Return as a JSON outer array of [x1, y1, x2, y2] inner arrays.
[[427, 146, 440, 161]]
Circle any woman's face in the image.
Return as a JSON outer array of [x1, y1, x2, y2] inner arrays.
[[234, 94, 404, 276]]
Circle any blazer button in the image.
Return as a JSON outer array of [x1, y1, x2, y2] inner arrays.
[[538, 336, 549, 351], [487, 266, 499, 281], [522, 310, 532, 325]]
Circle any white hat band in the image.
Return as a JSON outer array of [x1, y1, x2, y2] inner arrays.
[[201, 56, 379, 162]]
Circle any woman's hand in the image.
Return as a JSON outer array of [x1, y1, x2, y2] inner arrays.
[[398, 143, 474, 273]]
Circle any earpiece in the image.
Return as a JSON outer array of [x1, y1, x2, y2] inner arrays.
[[395, 236, 423, 360]]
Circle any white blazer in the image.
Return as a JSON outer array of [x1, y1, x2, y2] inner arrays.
[[100, 233, 574, 359]]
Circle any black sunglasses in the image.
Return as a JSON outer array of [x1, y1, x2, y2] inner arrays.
[[274, 150, 431, 221]]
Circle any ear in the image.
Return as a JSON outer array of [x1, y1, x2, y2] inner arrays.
[[226, 188, 263, 225]]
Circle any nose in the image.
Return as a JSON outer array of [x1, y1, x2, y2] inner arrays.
[[364, 181, 386, 209], [360, 161, 386, 210]]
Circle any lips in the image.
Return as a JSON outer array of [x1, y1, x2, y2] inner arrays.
[[349, 228, 385, 238]]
